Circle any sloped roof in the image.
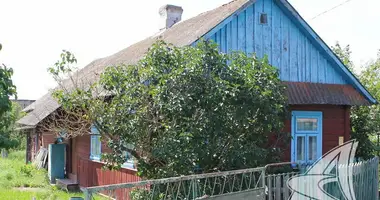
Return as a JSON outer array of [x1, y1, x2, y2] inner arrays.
[[18, 0, 253, 126], [18, 0, 376, 127], [284, 82, 371, 106]]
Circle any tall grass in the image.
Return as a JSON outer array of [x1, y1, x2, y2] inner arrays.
[[0, 150, 106, 200], [0, 150, 47, 189]]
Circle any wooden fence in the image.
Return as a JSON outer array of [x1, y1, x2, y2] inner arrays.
[[266, 157, 379, 200]]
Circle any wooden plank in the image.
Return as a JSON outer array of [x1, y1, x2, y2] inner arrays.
[[275, 175, 281, 200], [268, 175, 273, 200], [254, 0, 263, 58], [231, 17, 238, 51], [280, 13, 290, 80], [283, 173, 289, 200], [245, 4, 254, 55], [237, 10, 246, 52], [272, 2, 281, 69]]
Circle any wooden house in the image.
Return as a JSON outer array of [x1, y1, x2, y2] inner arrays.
[[17, 0, 376, 188]]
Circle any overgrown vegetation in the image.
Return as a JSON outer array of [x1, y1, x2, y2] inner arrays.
[[48, 41, 289, 179], [332, 42, 379, 159], [0, 44, 19, 151], [0, 151, 104, 200]]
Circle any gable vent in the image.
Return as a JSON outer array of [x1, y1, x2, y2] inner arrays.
[[260, 13, 268, 24]]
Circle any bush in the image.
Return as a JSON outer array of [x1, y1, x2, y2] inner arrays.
[[20, 164, 34, 177]]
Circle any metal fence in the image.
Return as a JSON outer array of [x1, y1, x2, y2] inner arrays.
[[83, 167, 266, 200], [266, 157, 379, 200], [83, 157, 379, 200]]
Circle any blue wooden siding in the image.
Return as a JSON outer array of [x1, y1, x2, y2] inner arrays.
[[194, 0, 347, 85]]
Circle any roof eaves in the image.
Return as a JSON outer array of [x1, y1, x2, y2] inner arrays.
[[275, 0, 377, 105]]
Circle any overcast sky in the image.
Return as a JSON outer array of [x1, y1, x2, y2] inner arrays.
[[1, 0, 379, 100]]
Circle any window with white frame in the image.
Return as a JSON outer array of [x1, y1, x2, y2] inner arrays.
[[90, 125, 101, 161], [291, 111, 322, 166]]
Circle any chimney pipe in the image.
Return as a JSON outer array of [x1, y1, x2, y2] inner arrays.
[[159, 5, 183, 30]]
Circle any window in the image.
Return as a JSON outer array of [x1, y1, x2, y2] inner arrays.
[[291, 111, 322, 165], [122, 144, 136, 169], [90, 125, 101, 161]]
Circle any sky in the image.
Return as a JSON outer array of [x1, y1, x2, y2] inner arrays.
[[1, 0, 380, 100]]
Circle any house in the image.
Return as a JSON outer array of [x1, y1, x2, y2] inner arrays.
[[17, 0, 376, 189], [11, 99, 35, 110]]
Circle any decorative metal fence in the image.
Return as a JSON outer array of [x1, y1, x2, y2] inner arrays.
[[83, 167, 266, 200], [83, 157, 379, 200], [266, 157, 379, 200]]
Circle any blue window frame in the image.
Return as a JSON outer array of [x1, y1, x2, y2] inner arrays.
[[122, 144, 136, 169], [90, 125, 101, 161], [291, 111, 322, 165]]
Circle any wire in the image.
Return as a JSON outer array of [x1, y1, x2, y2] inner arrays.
[[310, 0, 354, 20]]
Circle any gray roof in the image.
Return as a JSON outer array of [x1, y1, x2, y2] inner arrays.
[[17, 0, 251, 127]]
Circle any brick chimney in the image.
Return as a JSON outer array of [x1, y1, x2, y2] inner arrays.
[[159, 4, 183, 30]]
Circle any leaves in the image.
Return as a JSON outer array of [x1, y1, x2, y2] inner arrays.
[[333, 42, 377, 159]]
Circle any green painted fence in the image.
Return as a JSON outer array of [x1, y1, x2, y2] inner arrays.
[[266, 157, 379, 200]]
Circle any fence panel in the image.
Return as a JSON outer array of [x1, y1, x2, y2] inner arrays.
[[83, 167, 266, 200], [266, 157, 379, 200]]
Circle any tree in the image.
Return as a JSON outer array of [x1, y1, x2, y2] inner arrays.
[[332, 42, 354, 72], [0, 44, 18, 152], [0, 102, 22, 151], [333, 42, 376, 159], [356, 51, 380, 158], [49, 41, 289, 179]]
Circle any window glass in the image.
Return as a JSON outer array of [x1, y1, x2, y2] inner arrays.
[[297, 118, 318, 131], [122, 144, 136, 169], [90, 125, 101, 160], [296, 136, 305, 161], [309, 136, 317, 161]]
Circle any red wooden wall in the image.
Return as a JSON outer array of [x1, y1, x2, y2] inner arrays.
[[282, 104, 350, 161], [73, 135, 140, 189]]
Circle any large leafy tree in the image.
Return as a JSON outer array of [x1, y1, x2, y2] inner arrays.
[[0, 44, 18, 150], [332, 42, 376, 159], [50, 41, 288, 179]]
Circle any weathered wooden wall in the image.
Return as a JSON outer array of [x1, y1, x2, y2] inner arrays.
[[197, 0, 347, 84]]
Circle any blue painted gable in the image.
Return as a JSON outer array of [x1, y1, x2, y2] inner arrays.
[[193, 0, 347, 85]]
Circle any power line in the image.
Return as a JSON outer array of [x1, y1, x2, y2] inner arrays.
[[310, 0, 354, 20]]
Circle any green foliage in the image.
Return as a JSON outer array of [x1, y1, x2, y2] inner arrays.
[[332, 42, 354, 73], [51, 40, 289, 179], [332, 42, 377, 159], [20, 165, 34, 177], [0, 102, 24, 150], [354, 51, 380, 158], [0, 151, 46, 189], [0, 46, 18, 150], [0, 65, 17, 116]]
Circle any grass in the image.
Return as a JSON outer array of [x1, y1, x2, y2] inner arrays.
[[0, 150, 95, 200]]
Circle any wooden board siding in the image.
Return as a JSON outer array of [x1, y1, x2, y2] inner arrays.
[[282, 104, 350, 161], [42, 132, 56, 148], [73, 135, 140, 189], [198, 0, 348, 85]]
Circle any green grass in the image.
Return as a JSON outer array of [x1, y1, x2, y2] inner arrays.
[[0, 150, 46, 189], [0, 150, 100, 200], [0, 188, 85, 200]]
